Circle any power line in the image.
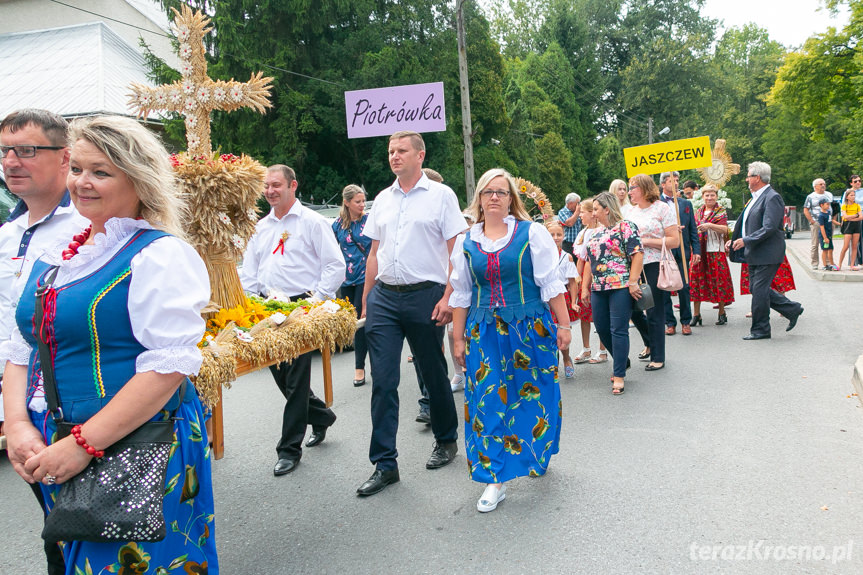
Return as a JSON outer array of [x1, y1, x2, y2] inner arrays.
[[45, 0, 346, 87]]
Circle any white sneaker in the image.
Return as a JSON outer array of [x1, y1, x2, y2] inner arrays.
[[450, 374, 465, 392], [477, 483, 506, 512]]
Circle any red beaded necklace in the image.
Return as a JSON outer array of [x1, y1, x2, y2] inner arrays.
[[62, 226, 92, 260]]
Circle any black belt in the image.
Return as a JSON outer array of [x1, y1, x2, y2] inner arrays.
[[378, 280, 438, 293]]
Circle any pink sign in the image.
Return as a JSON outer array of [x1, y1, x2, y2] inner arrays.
[[344, 82, 446, 139]]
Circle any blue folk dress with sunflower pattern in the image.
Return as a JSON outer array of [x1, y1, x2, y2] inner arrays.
[[12, 224, 218, 575], [451, 217, 566, 483]]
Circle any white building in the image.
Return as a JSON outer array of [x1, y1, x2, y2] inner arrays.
[[0, 0, 175, 119]]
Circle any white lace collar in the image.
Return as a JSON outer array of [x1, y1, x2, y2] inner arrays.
[[45, 218, 155, 269]]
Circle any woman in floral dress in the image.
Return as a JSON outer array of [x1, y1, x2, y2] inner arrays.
[[0, 116, 217, 574], [450, 168, 570, 513]]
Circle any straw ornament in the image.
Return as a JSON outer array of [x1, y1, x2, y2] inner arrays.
[[514, 178, 556, 220]]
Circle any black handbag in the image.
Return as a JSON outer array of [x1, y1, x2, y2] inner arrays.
[[634, 272, 654, 311], [35, 266, 176, 543]]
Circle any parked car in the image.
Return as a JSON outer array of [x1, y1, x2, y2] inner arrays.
[[784, 206, 796, 238]]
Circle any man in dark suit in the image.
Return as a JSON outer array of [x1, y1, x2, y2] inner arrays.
[[659, 171, 700, 335], [727, 161, 803, 340]]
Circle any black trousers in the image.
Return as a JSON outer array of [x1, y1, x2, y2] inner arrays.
[[365, 282, 458, 471], [631, 262, 666, 362], [748, 262, 802, 337], [663, 253, 693, 327], [339, 283, 368, 370], [29, 482, 65, 575], [269, 295, 336, 459]]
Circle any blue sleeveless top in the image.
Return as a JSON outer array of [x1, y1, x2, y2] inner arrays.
[[463, 219, 548, 324], [18, 229, 194, 423]]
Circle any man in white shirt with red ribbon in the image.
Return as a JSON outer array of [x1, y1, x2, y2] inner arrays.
[[240, 164, 345, 477], [356, 131, 467, 497]]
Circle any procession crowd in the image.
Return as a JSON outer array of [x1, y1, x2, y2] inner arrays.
[[0, 108, 803, 575]]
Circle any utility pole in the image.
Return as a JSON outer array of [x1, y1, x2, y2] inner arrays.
[[648, 117, 654, 144], [456, 0, 475, 203]]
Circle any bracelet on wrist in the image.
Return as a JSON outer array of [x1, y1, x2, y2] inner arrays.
[[557, 325, 572, 330], [71, 425, 104, 459]]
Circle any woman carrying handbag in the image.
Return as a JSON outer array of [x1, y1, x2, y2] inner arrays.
[[625, 174, 679, 372]]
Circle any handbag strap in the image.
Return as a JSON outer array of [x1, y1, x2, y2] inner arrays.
[[347, 222, 367, 257], [34, 266, 63, 422]]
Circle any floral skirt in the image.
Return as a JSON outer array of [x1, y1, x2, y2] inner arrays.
[[740, 256, 796, 295], [35, 397, 218, 574], [464, 311, 561, 484], [689, 252, 735, 304]]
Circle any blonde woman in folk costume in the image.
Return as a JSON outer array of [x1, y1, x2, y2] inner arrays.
[[450, 168, 570, 513]]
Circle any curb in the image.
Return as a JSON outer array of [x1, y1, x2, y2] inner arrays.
[[785, 240, 863, 282], [853, 356, 863, 410]]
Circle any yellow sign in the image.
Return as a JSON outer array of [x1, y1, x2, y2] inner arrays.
[[623, 136, 712, 178]]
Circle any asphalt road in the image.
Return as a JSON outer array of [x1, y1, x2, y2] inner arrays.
[[2, 247, 862, 574]]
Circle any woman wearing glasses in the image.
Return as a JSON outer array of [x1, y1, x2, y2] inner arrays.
[[626, 174, 679, 371], [450, 168, 570, 513]]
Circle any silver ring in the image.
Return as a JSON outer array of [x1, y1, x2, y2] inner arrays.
[[44, 474, 56, 485]]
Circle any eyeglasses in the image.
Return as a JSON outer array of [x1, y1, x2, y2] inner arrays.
[[480, 189, 510, 198], [628, 186, 639, 191], [0, 145, 64, 159]]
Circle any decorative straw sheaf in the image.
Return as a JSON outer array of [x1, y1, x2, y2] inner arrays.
[[194, 306, 357, 408]]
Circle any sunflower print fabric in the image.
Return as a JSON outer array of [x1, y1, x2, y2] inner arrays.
[[39, 399, 219, 574], [464, 312, 562, 483]]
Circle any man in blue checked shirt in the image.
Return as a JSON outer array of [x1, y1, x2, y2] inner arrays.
[[557, 192, 582, 254]]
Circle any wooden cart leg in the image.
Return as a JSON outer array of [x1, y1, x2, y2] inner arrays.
[[322, 346, 333, 408], [211, 385, 225, 460]]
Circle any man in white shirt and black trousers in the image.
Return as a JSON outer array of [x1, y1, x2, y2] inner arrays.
[[240, 164, 346, 476], [356, 131, 467, 496]]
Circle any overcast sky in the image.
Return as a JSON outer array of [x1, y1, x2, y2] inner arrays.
[[701, 0, 849, 47]]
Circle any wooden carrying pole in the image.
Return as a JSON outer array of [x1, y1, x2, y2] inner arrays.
[[672, 193, 689, 283]]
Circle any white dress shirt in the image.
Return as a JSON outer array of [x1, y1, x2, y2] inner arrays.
[[240, 201, 345, 300], [449, 216, 566, 308], [363, 173, 467, 285], [741, 184, 769, 238], [0, 218, 210, 412], [0, 197, 89, 359]]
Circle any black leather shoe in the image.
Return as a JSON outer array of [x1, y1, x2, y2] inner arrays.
[[353, 377, 366, 387], [786, 307, 803, 332], [356, 468, 400, 496], [416, 410, 431, 425], [426, 441, 458, 469], [742, 333, 771, 340], [273, 458, 300, 476], [645, 363, 665, 371], [305, 428, 327, 447]]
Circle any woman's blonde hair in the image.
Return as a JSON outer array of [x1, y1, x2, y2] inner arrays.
[[580, 198, 594, 212], [467, 168, 531, 224], [67, 116, 186, 239], [545, 219, 563, 234], [338, 184, 365, 229], [593, 191, 624, 226], [629, 173, 660, 204], [609, 179, 630, 205]]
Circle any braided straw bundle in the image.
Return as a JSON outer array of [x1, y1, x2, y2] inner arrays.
[[515, 177, 556, 221], [194, 306, 357, 408]]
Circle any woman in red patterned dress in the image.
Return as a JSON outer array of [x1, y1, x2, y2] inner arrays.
[[689, 185, 735, 325]]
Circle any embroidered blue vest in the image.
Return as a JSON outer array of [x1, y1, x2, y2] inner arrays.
[[463, 219, 547, 323], [18, 229, 194, 423]]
